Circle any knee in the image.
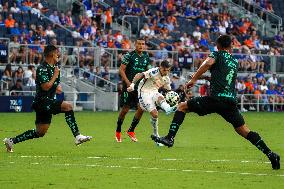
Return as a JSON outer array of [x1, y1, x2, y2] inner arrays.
[[65, 103, 73, 112], [177, 102, 188, 112], [151, 113, 158, 119], [36, 131, 46, 137]]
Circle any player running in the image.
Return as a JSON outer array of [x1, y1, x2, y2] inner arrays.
[[3, 45, 92, 152]]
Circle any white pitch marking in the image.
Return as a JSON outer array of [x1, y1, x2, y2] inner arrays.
[[33, 162, 282, 178], [31, 162, 39, 165], [87, 156, 107, 159], [124, 157, 143, 160], [20, 155, 58, 158], [210, 160, 230, 162], [14, 155, 273, 165], [9, 162, 14, 164], [162, 158, 182, 161], [130, 166, 142, 169]]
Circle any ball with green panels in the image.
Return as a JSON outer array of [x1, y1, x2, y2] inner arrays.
[[165, 91, 180, 106]]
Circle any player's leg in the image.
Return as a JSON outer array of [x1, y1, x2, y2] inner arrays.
[[152, 96, 212, 147], [126, 105, 143, 142], [157, 94, 177, 115], [151, 101, 188, 147], [150, 109, 159, 137], [3, 111, 51, 152], [115, 91, 131, 142], [60, 101, 92, 145], [126, 91, 144, 142], [127, 105, 143, 132], [115, 105, 130, 142], [220, 106, 280, 170]]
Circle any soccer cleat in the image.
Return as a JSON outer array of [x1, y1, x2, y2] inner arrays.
[[268, 152, 280, 170], [115, 132, 122, 143], [3, 138, 14, 153], [165, 105, 177, 115], [126, 131, 138, 142], [151, 135, 174, 147], [156, 142, 164, 147], [75, 134, 92, 145]]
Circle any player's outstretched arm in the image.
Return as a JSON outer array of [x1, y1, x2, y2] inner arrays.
[[186, 57, 215, 88]]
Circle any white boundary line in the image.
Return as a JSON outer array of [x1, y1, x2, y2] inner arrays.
[[8, 161, 283, 178], [10, 155, 272, 164]]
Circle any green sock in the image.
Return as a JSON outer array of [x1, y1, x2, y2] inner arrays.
[[246, 131, 271, 156], [65, 110, 80, 137], [128, 116, 140, 132], [168, 111, 186, 138], [12, 129, 39, 144], [116, 118, 124, 132]]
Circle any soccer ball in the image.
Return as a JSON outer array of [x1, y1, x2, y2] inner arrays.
[[165, 91, 180, 106]]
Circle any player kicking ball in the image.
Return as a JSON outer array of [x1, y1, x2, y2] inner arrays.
[[127, 60, 177, 146], [152, 35, 280, 169]]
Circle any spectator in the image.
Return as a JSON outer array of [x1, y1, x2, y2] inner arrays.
[[5, 14, 16, 28], [10, 2, 20, 13], [10, 79, 23, 96], [45, 25, 56, 37], [192, 26, 202, 40], [267, 73, 278, 85], [13, 66, 24, 84], [49, 11, 60, 24]]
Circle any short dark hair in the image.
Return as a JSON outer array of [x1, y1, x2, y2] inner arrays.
[[216, 35, 232, 49], [44, 45, 57, 57], [160, 60, 172, 68], [136, 37, 145, 41]]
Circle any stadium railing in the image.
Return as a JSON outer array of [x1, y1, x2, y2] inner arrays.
[[237, 94, 284, 112]]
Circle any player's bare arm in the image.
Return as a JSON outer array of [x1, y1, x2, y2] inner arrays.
[[119, 64, 131, 87], [127, 73, 145, 92], [186, 57, 215, 88]]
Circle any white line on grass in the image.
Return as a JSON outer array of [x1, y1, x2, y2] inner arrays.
[[24, 162, 283, 178], [14, 155, 272, 165]]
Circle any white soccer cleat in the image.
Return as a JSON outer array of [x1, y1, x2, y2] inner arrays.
[[156, 142, 164, 147], [3, 138, 14, 153], [165, 105, 177, 115], [75, 134, 92, 145]]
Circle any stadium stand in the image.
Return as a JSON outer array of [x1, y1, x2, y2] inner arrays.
[[0, 0, 283, 112]]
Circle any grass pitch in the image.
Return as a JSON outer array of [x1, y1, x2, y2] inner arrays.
[[0, 112, 283, 189]]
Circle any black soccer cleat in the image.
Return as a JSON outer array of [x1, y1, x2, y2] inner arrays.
[[268, 152, 280, 170], [151, 135, 174, 148]]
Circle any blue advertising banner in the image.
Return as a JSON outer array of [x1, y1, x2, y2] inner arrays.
[[0, 96, 34, 112]]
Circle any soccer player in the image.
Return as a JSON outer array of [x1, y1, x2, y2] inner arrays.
[[127, 60, 177, 145], [152, 35, 280, 170], [3, 45, 92, 152], [115, 37, 151, 142]]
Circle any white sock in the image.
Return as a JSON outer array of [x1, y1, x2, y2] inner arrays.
[[160, 100, 171, 113], [150, 117, 159, 137]]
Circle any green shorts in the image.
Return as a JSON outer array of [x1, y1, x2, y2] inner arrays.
[[187, 96, 245, 128], [120, 90, 139, 108], [32, 99, 63, 124]]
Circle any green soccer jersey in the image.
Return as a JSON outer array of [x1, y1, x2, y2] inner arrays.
[[33, 62, 60, 103], [209, 51, 238, 100], [121, 50, 151, 88]]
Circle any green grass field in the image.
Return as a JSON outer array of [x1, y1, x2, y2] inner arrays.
[[0, 112, 283, 189]]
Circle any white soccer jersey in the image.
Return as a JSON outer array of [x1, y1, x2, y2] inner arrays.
[[138, 67, 171, 93]]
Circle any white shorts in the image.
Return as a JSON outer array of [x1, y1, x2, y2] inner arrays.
[[138, 91, 163, 112]]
